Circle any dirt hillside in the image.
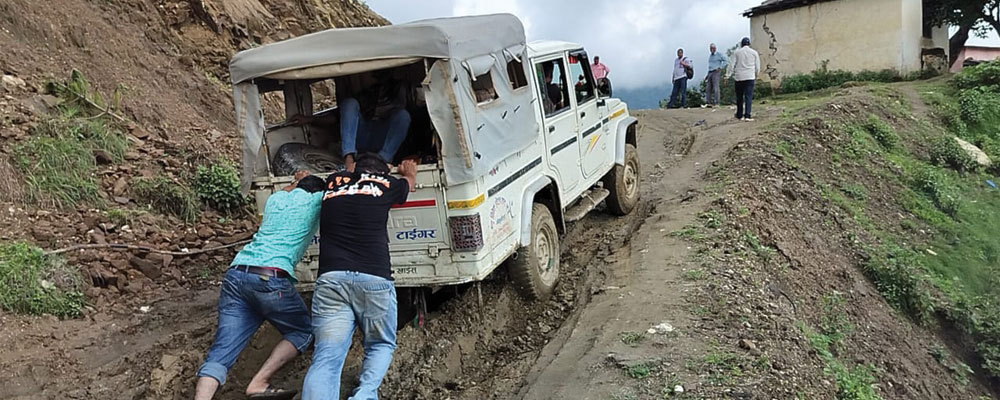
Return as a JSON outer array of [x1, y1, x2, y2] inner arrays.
[[0, 1, 386, 398]]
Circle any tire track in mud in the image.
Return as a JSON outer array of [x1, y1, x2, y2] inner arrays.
[[377, 199, 656, 399]]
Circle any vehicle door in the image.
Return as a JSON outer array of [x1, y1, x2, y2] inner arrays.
[[568, 50, 610, 179], [533, 54, 580, 195]]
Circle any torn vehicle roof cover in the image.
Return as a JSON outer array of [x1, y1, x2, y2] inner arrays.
[[229, 14, 526, 84]]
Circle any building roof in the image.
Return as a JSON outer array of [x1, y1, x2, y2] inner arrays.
[[743, 0, 838, 17]]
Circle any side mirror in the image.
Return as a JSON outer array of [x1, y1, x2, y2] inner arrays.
[[597, 99, 606, 107]]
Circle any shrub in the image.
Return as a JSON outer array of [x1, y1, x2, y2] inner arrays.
[[929, 137, 979, 173], [133, 176, 200, 222], [780, 61, 904, 94], [0, 242, 85, 317], [684, 87, 705, 108], [911, 167, 961, 217], [953, 59, 1000, 91], [958, 88, 1000, 129], [194, 161, 247, 213], [865, 115, 899, 149]]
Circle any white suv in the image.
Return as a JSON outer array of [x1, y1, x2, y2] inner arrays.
[[230, 14, 640, 301]]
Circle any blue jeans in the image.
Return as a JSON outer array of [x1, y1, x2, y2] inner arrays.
[[197, 268, 312, 385], [302, 271, 397, 400], [668, 77, 688, 108], [339, 97, 410, 162], [735, 79, 756, 119]]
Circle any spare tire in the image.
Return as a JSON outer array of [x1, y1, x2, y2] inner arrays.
[[271, 143, 344, 176]]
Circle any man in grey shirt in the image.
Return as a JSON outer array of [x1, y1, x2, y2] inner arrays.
[[727, 37, 761, 121]]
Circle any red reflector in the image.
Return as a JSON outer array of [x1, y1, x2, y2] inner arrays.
[[392, 199, 437, 209], [449, 214, 484, 252]]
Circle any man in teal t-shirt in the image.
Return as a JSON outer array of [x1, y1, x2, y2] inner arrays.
[[195, 171, 325, 400]]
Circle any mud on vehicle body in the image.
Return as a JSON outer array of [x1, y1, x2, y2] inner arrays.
[[230, 14, 639, 302]]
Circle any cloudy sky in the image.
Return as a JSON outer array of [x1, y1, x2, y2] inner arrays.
[[367, 0, 1000, 90], [367, 0, 763, 89]]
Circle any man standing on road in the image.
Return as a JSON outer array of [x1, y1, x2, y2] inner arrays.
[[195, 171, 325, 400], [668, 48, 692, 108], [302, 154, 418, 400], [705, 43, 727, 107], [727, 37, 761, 121]]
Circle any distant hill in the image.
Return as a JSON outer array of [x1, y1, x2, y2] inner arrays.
[[616, 83, 672, 110]]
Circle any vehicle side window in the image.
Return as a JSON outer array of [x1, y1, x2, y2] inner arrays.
[[471, 71, 499, 104], [568, 52, 596, 105], [507, 59, 528, 90], [534, 59, 570, 117]]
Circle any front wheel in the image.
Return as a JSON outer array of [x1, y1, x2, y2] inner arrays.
[[604, 143, 641, 215], [509, 203, 560, 301]]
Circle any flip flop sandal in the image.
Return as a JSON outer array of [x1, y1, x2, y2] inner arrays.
[[248, 385, 298, 400]]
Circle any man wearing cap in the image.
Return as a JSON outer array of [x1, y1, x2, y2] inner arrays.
[[727, 37, 761, 121]]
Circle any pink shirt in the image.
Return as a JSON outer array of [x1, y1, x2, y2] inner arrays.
[[591, 62, 610, 80]]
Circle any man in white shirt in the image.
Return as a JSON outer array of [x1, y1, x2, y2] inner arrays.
[[668, 48, 693, 108], [726, 37, 761, 121]]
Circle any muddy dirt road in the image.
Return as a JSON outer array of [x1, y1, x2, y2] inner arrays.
[[0, 106, 767, 400]]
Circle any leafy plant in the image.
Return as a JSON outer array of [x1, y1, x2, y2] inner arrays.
[[133, 176, 200, 223], [194, 160, 247, 213], [0, 242, 85, 317]]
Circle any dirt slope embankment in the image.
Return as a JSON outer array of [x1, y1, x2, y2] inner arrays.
[[0, 1, 385, 399]]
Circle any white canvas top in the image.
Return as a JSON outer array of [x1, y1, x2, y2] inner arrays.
[[230, 14, 526, 84]]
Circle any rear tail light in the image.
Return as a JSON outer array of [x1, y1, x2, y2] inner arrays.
[[449, 214, 484, 252]]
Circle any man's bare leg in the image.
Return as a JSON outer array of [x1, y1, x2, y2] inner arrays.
[[345, 153, 356, 173], [245, 339, 299, 395], [194, 377, 220, 400]]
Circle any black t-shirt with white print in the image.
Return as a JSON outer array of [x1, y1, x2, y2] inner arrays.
[[318, 171, 409, 280]]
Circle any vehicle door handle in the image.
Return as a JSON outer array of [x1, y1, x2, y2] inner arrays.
[[549, 126, 555, 133], [580, 111, 586, 118]]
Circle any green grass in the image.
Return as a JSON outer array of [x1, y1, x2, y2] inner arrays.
[[801, 293, 882, 400], [623, 363, 652, 379], [13, 71, 128, 208], [133, 176, 200, 223], [681, 268, 705, 281], [13, 117, 127, 208], [620, 331, 645, 347], [0, 242, 85, 317]]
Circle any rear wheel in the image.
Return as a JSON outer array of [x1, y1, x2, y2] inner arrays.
[[271, 143, 344, 176], [509, 203, 560, 301], [604, 143, 640, 215]]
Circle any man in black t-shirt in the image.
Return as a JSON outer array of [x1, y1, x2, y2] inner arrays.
[[301, 153, 417, 400]]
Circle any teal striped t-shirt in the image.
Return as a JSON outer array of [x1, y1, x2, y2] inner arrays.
[[230, 188, 323, 281]]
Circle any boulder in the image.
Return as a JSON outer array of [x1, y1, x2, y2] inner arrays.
[[130, 255, 161, 280], [955, 137, 992, 167]]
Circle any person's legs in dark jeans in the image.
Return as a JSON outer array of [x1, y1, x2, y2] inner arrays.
[[734, 80, 747, 119], [743, 80, 756, 119], [668, 78, 682, 108], [678, 77, 688, 108]]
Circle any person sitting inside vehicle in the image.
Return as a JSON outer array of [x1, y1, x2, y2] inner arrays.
[[541, 61, 563, 114], [291, 70, 411, 172]]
